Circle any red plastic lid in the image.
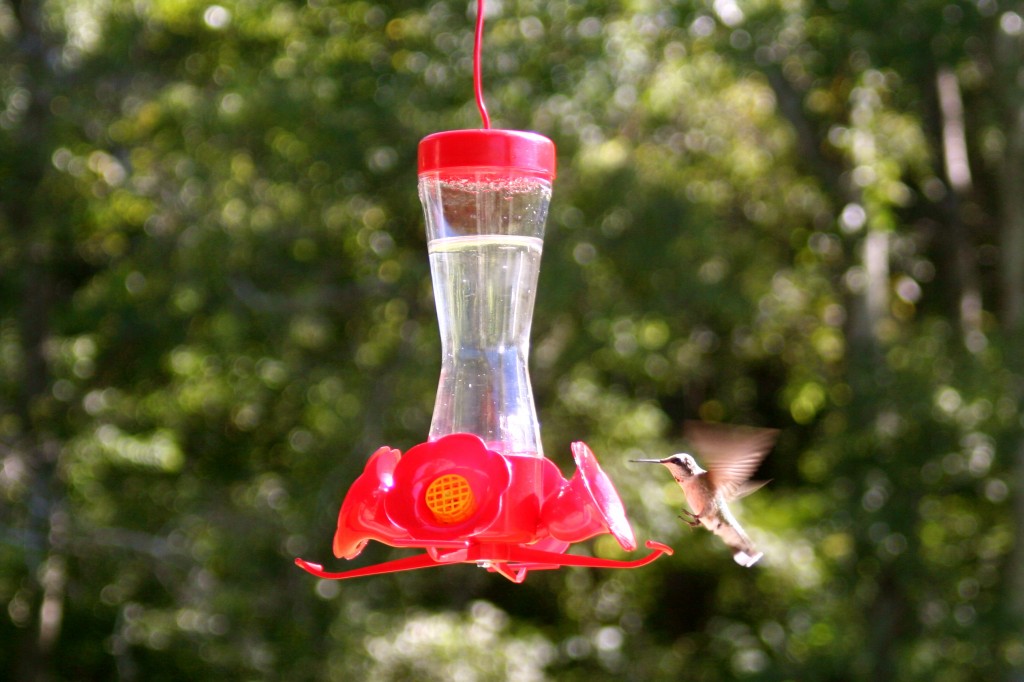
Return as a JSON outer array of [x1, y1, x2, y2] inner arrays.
[[418, 129, 556, 180]]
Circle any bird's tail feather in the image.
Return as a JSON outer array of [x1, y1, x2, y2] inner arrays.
[[732, 549, 763, 567]]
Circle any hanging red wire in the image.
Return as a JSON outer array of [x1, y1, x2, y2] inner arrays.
[[473, 0, 491, 129]]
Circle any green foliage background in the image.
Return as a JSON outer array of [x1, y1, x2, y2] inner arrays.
[[3, 0, 1024, 679]]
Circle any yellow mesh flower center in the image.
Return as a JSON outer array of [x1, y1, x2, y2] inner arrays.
[[424, 474, 476, 524]]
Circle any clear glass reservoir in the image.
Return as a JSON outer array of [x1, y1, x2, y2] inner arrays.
[[418, 130, 556, 457]]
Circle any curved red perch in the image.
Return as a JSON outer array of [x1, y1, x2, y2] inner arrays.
[[296, 541, 673, 582]]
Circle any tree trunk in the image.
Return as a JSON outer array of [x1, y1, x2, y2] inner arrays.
[[934, 66, 983, 345], [994, 17, 1024, 682], [762, 63, 886, 354], [998, 89, 1024, 331], [992, 1, 1024, 330], [12, 266, 62, 682], [849, 228, 890, 350], [8, 1, 66, 679]]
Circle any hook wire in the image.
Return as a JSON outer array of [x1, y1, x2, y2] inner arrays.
[[473, 0, 491, 129]]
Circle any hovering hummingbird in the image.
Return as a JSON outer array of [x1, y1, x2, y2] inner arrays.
[[633, 421, 777, 567]]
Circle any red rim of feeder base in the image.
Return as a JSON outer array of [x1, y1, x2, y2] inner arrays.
[[418, 129, 556, 180]]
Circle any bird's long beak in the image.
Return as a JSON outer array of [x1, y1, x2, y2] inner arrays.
[[630, 458, 665, 464]]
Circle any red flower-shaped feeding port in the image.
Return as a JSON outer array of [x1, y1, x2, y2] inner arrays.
[[385, 434, 511, 542], [296, 433, 671, 583]]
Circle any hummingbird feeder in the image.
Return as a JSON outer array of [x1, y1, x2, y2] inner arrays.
[[295, 0, 670, 583]]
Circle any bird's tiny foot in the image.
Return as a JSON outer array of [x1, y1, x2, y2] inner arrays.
[[679, 510, 701, 528]]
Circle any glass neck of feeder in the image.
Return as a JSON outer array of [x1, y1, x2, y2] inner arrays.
[[420, 171, 551, 458]]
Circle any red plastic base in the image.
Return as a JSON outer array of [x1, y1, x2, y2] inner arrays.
[[296, 434, 670, 583]]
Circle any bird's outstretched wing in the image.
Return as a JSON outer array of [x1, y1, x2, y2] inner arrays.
[[684, 421, 777, 500]]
